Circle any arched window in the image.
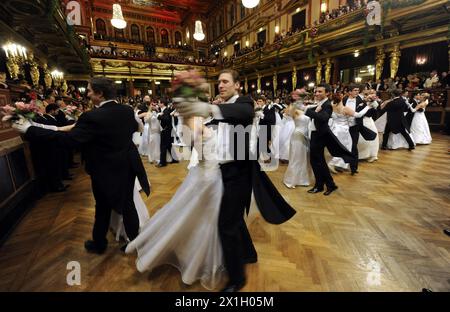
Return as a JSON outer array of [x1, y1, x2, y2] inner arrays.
[[146, 27, 155, 43], [131, 24, 140, 42], [160, 29, 169, 45], [95, 18, 106, 37], [229, 5, 235, 26], [174, 31, 182, 46], [115, 28, 124, 40]]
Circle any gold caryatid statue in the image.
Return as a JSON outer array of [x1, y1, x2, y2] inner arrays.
[[390, 44, 401, 79], [316, 59, 322, 83], [292, 66, 297, 91], [375, 46, 385, 81], [43, 64, 52, 88], [273, 72, 277, 94], [324, 58, 332, 84]]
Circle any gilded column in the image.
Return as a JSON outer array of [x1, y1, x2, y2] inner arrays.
[[375, 46, 385, 81], [324, 58, 332, 84], [390, 44, 401, 79], [292, 66, 297, 91], [244, 77, 248, 94], [316, 59, 322, 83], [272, 72, 277, 95]]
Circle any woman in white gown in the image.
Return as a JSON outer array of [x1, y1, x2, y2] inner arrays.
[[357, 90, 380, 162], [328, 95, 354, 171], [138, 117, 151, 156], [126, 119, 226, 290], [410, 93, 432, 145], [147, 108, 162, 164], [283, 102, 312, 188]]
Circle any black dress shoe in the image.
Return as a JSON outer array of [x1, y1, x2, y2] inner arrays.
[[422, 288, 433, 292], [221, 280, 246, 292], [170, 160, 179, 163], [443, 229, 450, 237], [408, 146, 415, 151], [324, 185, 338, 196], [307, 187, 324, 194], [351, 170, 359, 176], [381, 146, 388, 150], [84, 240, 107, 254]]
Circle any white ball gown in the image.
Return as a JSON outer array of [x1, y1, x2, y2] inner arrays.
[[138, 119, 151, 156], [283, 113, 311, 188], [110, 178, 150, 241], [357, 116, 379, 161], [278, 115, 295, 161], [125, 127, 226, 290], [410, 108, 432, 145], [328, 112, 352, 169], [148, 111, 162, 163]]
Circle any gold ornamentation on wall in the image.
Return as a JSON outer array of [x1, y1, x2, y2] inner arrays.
[[292, 66, 297, 91], [244, 77, 248, 94], [325, 58, 332, 84], [6, 59, 20, 80], [390, 44, 401, 79], [375, 46, 385, 81], [257, 73, 261, 92], [43, 64, 53, 88], [316, 60, 322, 83]]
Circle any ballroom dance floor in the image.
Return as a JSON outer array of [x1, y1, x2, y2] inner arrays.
[[0, 133, 449, 291]]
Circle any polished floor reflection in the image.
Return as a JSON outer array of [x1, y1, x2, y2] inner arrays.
[[0, 134, 449, 291]]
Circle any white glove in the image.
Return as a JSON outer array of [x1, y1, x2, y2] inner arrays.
[[176, 101, 212, 118], [30, 121, 58, 131], [11, 118, 32, 133]]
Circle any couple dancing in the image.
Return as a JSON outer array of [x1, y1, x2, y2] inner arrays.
[[13, 73, 295, 292], [126, 69, 296, 291]]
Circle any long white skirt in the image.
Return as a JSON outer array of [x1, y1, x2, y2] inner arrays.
[[358, 117, 379, 160], [328, 124, 352, 169], [278, 116, 295, 161], [125, 162, 225, 290], [110, 178, 150, 242], [138, 123, 151, 156], [283, 130, 311, 188], [410, 112, 432, 145], [148, 130, 161, 163], [387, 131, 415, 149]]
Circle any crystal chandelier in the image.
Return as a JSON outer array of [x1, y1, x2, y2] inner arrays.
[[193, 20, 205, 41], [111, 4, 127, 29], [242, 0, 260, 9]]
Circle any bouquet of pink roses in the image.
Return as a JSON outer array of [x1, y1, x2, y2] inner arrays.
[[61, 105, 81, 120], [1, 101, 41, 123], [170, 69, 209, 103]]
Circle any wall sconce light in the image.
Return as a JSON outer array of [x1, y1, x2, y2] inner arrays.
[[416, 56, 427, 65], [282, 79, 287, 84], [275, 26, 280, 34], [320, 1, 327, 13], [251, 84, 255, 88], [354, 50, 360, 57], [245, 40, 249, 47], [304, 75, 310, 81], [265, 82, 270, 86], [355, 77, 362, 83]]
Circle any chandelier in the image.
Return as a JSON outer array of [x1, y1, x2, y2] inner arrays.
[[242, 0, 260, 9], [2, 42, 27, 60], [193, 20, 205, 41], [111, 4, 127, 29], [51, 70, 64, 84]]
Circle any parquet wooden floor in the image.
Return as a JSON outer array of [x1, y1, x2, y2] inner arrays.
[[0, 134, 449, 292]]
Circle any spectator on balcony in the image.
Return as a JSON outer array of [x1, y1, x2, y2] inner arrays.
[[423, 70, 439, 89]]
